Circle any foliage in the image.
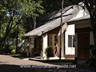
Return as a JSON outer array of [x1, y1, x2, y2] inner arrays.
[[4, 44, 10, 54], [0, 0, 44, 52], [12, 53, 27, 57], [18, 0, 44, 17], [18, 0, 44, 32], [42, 0, 62, 13], [10, 45, 16, 54], [42, 0, 80, 13], [45, 46, 54, 58]]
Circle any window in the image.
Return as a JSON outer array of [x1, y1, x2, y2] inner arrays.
[[68, 35, 75, 47]]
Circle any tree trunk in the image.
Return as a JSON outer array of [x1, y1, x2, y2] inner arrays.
[[29, 16, 36, 57], [0, 16, 13, 48], [32, 16, 36, 29]]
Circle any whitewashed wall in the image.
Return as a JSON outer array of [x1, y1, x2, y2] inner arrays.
[[65, 24, 75, 55]]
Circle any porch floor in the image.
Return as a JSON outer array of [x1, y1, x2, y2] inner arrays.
[[29, 56, 75, 64]]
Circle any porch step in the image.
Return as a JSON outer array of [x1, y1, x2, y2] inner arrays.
[[29, 57, 75, 65]]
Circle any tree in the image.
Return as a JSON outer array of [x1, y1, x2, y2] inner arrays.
[[0, 0, 18, 48], [82, 0, 96, 46], [0, 0, 44, 53], [18, 0, 44, 32]]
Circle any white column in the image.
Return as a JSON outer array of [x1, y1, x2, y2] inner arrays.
[[42, 34, 48, 59]]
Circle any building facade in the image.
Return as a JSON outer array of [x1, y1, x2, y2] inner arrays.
[[24, 4, 94, 61]]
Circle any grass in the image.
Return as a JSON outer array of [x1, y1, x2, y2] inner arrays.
[[11, 53, 27, 57]]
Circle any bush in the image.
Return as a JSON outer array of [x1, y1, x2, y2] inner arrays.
[[0, 48, 4, 54], [0, 45, 16, 54], [10, 45, 16, 54], [45, 46, 54, 58], [11, 49, 16, 54], [4, 44, 10, 53]]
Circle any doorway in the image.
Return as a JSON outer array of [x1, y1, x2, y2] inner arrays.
[[77, 32, 90, 60]]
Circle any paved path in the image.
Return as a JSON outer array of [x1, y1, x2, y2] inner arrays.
[[0, 55, 56, 66], [0, 55, 95, 72]]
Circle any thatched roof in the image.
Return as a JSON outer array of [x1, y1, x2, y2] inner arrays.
[[24, 5, 89, 36]]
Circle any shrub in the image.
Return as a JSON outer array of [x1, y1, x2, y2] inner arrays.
[[45, 46, 54, 58], [10, 45, 16, 54], [11, 49, 16, 54], [4, 44, 10, 53], [0, 48, 4, 54]]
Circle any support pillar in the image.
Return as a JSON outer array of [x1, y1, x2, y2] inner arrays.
[[42, 34, 48, 60]]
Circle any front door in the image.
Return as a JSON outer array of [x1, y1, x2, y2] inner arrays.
[[77, 32, 90, 60]]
